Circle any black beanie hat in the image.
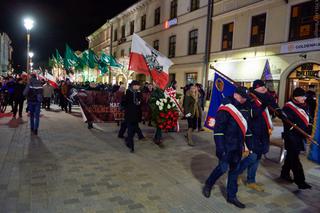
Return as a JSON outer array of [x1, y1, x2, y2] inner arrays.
[[253, 80, 265, 89], [235, 86, 249, 99], [293, 87, 306, 97]]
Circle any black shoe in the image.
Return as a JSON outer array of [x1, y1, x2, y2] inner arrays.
[[30, 128, 34, 134], [202, 185, 211, 198], [298, 182, 312, 190], [118, 135, 125, 139], [280, 174, 294, 183], [34, 129, 38, 135], [88, 124, 93, 129], [227, 197, 246, 209]]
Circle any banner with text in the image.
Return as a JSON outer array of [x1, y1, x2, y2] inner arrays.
[[77, 90, 124, 123]]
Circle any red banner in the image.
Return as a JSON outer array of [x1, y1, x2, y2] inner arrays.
[[77, 90, 124, 123]]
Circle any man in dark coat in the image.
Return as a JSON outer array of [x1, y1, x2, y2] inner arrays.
[[238, 80, 283, 192], [280, 87, 312, 189], [202, 87, 252, 209], [122, 80, 143, 152], [12, 78, 26, 118], [23, 73, 43, 135]]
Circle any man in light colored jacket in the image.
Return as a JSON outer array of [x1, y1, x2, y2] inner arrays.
[[43, 81, 54, 110]]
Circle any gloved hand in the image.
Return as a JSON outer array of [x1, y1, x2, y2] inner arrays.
[[216, 149, 226, 160], [185, 113, 192, 118], [276, 109, 287, 120]]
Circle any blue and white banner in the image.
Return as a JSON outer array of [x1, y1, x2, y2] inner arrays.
[[308, 93, 320, 164], [204, 72, 236, 130]]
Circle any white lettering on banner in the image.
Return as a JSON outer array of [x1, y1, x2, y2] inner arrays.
[[281, 38, 320, 53]]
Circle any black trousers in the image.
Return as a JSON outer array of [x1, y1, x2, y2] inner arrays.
[[61, 97, 71, 112], [13, 99, 24, 117], [187, 117, 197, 129], [43, 97, 51, 109], [125, 122, 140, 151], [281, 149, 305, 185], [118, 121, 144, 139]]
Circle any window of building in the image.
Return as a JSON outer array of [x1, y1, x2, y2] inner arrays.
[[155, 7, 161, 26], [121, 49, 125, 57], [153, 40, 159, 51], [141, 14, 146, 31], [168, 35, 176, 58], [170, 0, 178, 19], [169, 73, 176, 82], [250, 13, 266, 47], [289, 1, 320, 41], [113, 51, 117, 58], [188, 29, 198, 55], [130, 21, 134, 35], [129, 47, 131, 53], [121, 25, 125, 38], [186, 72, 197, 85], [114, 29, 117, 41], [190, 0, 199, 12], [221, 22, 234, 51]]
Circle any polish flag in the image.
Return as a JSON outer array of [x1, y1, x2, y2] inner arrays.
[[129, 34, 173, 89], [45, 72, 59, 89]]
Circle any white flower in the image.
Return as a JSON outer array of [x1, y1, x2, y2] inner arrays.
[[167, 105, 171, 109], [160, 102, 164, 106], [163, 99, 167, 103], [159, 106, 163, 110], [156, 101, 160, 106]]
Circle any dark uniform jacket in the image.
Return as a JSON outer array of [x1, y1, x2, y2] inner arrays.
[[23, 77, 43, 103], [250, 90, 280, 155], [214, 96, 252, 164], [283, 100, 312, 152], [123, 88, 142, 123]]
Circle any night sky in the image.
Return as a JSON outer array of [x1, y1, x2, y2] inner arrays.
[[0, 0, 139, 72]]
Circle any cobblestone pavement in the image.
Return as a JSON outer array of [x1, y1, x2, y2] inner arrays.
[[0, 105, 319, 213]]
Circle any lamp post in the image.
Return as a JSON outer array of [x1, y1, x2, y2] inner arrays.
[[29, 52, 34, 72], [24, 18, 34, 73]]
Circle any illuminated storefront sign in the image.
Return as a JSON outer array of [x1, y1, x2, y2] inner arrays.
[[281, 38, 320, 53]]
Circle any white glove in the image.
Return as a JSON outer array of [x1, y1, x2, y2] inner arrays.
[[185, 113, 192, 118]]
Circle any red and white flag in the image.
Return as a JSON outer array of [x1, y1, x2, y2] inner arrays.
[[129, 33, 173, 89], [45, 72, 59, 89]]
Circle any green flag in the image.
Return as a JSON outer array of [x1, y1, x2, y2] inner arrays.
[[64, 44, 79, 70], [98, 62, 109, 75], [55, 49, 63, 65], [100, 52, 123, 68], [88, 49, 98, 69]]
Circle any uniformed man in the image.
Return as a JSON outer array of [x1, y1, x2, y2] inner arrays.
[[280, 87, 312, 189], [202, 86, 252, 209], [237, 80, 283, 192]]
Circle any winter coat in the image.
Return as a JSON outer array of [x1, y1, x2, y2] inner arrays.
[[184, 91, 202, 118], [214, 96, 252, 164], [13, 82, 26, 101], [123, 88, 142, 123], [283, 100, 312, 152], [250, 90, 280, 155], [23, 77, 43, 103], [43, 84, 54, 98]]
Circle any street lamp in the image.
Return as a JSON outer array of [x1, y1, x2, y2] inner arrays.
[[29, 51, 34, 72], [24, 18, 34, 73]]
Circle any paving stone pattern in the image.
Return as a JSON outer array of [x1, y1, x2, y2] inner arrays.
[[0, 106, 319, 212]]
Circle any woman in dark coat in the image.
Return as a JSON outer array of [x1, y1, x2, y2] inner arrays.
[[12, 78, 26, 118]]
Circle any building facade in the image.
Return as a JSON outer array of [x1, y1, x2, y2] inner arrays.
[[0, 33, 13, 76], [88, 0, 209, 87], [209, 0, 320, 106], [88, 0, 320, 105]]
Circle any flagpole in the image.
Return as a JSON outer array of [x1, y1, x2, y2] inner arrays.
[[211, 65, 319, 146]]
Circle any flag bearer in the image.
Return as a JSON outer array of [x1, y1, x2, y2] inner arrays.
[[280, 87, 313, 189], [202, 87, 252, 209]]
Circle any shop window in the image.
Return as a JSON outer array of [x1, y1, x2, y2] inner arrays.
[[141, 14, 146, 31], [121, 25, 125, 38], [250, 13, 266, 47], [114, 29, 117, 41], [153, 40, 159, 51], [121, 49, 125, 57], [221, 22, 233, 51], [130, 21, 134, 35], [170, 0, 178, 19], [188, 29, 198, 55], [168, 35, 176, 58], [186, 72, 197, 85], [155, 7, 161, 26], [289, 1, 320, 41], [190, 0, 199, 12]]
